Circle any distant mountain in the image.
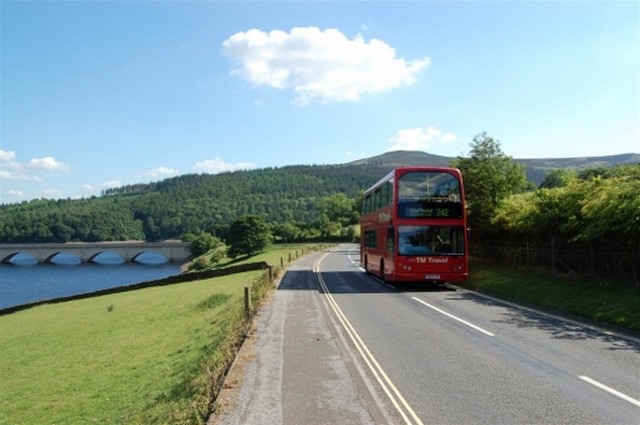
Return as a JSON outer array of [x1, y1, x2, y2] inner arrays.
[[347, 150, 452, 167], [345, 150, 640, 186], [515, 153, 640, 169]]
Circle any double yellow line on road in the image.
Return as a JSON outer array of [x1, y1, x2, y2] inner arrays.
[[315, 253, 425, 425]]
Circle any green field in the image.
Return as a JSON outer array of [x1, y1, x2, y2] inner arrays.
[[1, 272, 262, 424]]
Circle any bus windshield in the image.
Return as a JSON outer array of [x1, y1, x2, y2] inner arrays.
[[398, 225, 466, 256], [397, 171, 463, 219]]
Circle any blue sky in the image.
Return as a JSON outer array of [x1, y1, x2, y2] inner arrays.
[[1, 1, 638, 203]]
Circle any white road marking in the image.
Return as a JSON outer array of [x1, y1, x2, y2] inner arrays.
[[347, 247, 395, 289], [347, 247, 365, 271], [412, 296, 495, 337], [579, 376, 640, 408]]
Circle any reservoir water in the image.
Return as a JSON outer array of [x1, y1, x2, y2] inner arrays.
[[0, 253, 181, 309]]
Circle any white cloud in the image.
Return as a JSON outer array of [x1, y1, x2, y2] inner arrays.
[[0, 170, 19, 180], [0, 150, 28, 180], [0, 150, 16, 161], [8, 190, 25, 198], [0, 163, 26, 180], [194, 157, 256, 174], [388, 126, 457, 151], [222, 27, 429, 104], [102, 180, 122, 189], [82, 184, 96, 191], [28, 156, 69, 172], [43, 188, 63, 198], [145, 166, 178, 178]]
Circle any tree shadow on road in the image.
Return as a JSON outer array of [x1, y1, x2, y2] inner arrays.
[[451, 289, 640, 354]]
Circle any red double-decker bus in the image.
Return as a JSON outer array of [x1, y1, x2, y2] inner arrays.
[[360, 166, 468, 283]]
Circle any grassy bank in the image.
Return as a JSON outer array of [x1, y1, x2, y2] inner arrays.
[[1, 272, 263, 424], [462, 260, 640, 332], [0, 244, 326, 425]]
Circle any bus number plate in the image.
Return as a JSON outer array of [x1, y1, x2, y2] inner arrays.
[[425, 274, 441, 280]]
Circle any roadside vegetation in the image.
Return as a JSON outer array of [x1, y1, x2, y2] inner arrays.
[[0, 244, 327, 425], [454, 133, 639, 285], [463, 260, 640, 332]]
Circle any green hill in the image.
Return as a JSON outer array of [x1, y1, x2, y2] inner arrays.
[[1, 150, 637, 243]]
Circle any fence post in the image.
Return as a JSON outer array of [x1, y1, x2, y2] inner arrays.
[[268, 265, 273, 282], [288, 253, 292, 262], [280, 257, 283, 267], [244, 287, 251, 316]]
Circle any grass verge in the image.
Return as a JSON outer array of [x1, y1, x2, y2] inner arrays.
[[1, 243, 328, 424], [462, 259, 640, 332]]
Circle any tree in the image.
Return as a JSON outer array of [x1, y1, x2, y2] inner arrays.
[[320, 193, 356, 226], [273, 222, 302, 242], [226, 215, 273, 258], [539, 169, 576, 189], [185, 231, 223, 257], [451, 132, 528, 239]]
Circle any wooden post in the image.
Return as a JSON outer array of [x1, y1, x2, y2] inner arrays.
[[244, 287, 251, 315], [288, 253, 292, 262], [268, 265, 273, 282], [280, 257, 283, 267]]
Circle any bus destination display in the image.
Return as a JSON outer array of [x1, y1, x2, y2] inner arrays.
[[399, 202, 463, 219]]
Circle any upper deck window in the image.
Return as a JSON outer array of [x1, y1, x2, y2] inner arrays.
[[398, 171, 463, 219]]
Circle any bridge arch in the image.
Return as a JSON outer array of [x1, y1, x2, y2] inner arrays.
[[43, 252, 68, 264], [130, 251, 169, 264], [1, 252, 24, 264]]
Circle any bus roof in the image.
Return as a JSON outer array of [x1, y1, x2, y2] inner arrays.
[[363, 166, 461, 196]]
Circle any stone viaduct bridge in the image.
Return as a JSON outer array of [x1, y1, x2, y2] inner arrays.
[[0, 241, 192, 264]]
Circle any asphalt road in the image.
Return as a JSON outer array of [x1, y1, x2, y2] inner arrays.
[[213, 244, 640, 425]]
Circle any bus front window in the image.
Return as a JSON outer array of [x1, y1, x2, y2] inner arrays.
[[398, 225, 465, 256]]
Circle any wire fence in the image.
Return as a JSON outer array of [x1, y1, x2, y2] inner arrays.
[[471, 240, 640, 286]]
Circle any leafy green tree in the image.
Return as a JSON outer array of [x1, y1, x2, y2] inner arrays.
[[451, 132, 529, 238], [575, 172, 640, 251], [539, 169, 577, 189], [320, 193, 356, 226], [491, 192, 537, 238], [226, 215, 273, 258], [185, 232, 223, 257], [492, 164, 640, 252], [273, 222, 302, 242]]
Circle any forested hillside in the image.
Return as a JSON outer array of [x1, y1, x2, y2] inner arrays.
[[0, 164, 390, 243]]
